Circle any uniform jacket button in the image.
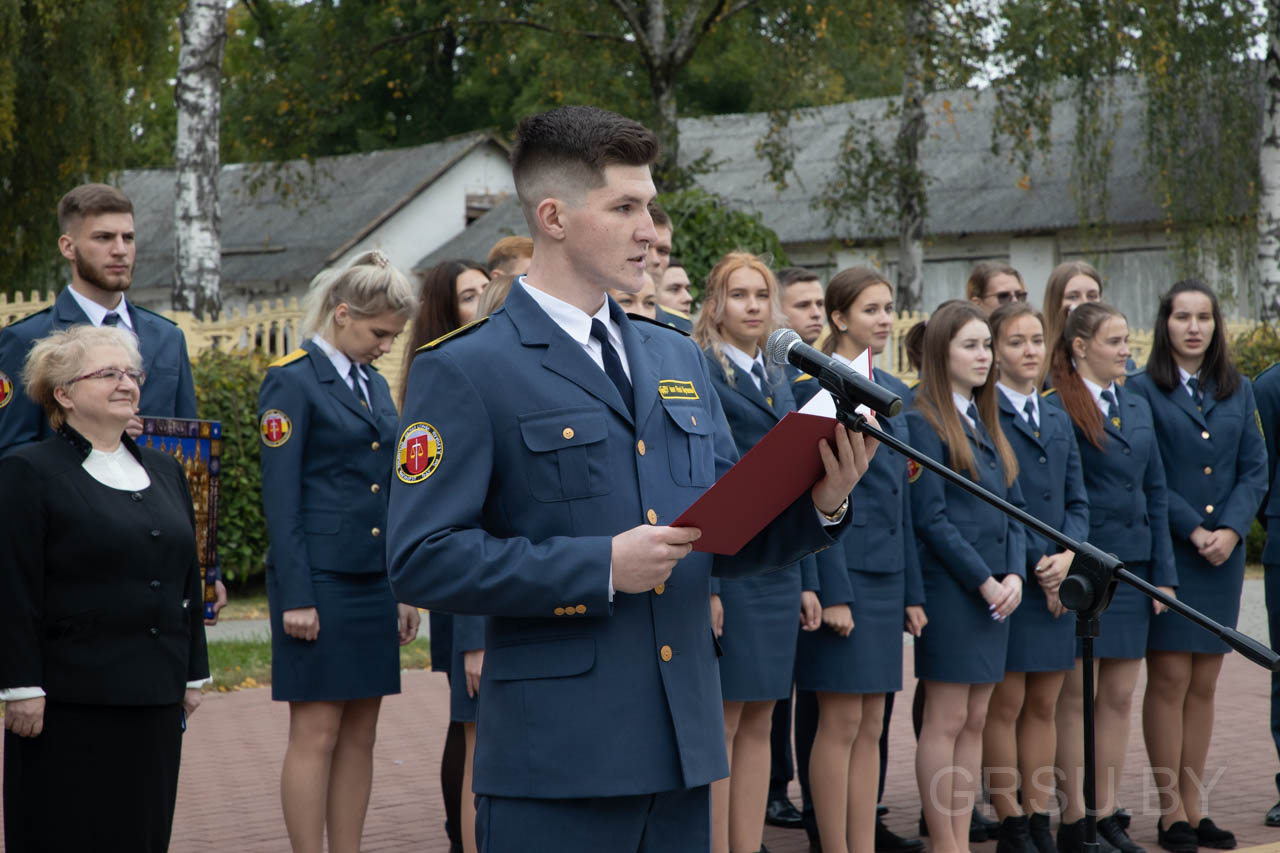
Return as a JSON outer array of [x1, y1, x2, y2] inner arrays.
[[149, 627, 159, 637], [130, 492, 143, 502], [654, 583, 665, 595], [1038, 456, 1047, 464], [371, 527, 382, 537], [150, 529, 161, 538], [371, 441, 381, 451], [554, 607, 565, 616], [150, 580, 161, 590], [1205, 504, 1215, 514], [1122, 447, 1131, 455], [562, 427, 575, 440], [637, 440, 646, 456], [659, 644, 673, 662], [575, 604, 586, 614], [370, 483, 381, 493], [1201, 431, 1211, 440], [1203, 466, 1212, 475], [647, 509, 658, 524]]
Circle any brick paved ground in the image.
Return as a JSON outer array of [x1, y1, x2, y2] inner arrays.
[[3, 650, 1279, 852]]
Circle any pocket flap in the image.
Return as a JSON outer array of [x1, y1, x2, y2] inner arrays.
[[519, 408, 608, 451], [485, 636, 596, 681], [661, 401, 716, 435]]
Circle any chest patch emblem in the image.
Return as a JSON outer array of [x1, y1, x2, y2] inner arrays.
[[907, 459, 923, 483], [0, 371, 12, 409], [658, 379, 699, 400], [397, 421, 443, 484], [260, 409, 292, 447]]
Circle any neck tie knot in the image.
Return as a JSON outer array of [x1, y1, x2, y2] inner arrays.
[[348, 363, 369, 409], [1101, 388, 1121, 428], [1187, 376, 1203, 407], [750, 361, 767, 389], [102, 312, 121, 327], [1023, 396, 1038, 431]]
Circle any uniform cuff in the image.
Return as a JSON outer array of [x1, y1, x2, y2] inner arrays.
[[0, 686, 46, 702]]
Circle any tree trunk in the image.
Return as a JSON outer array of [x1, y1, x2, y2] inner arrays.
[[894, 0, 929, 313], [1258, 0, 1280, 321], [173, 0, 226, 319]]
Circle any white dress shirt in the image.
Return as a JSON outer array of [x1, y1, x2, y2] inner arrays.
[[67, 287, 135, 331], [997, 382, 1039, 427], [1080, 375, 1119, 417], [720, 343, 768, 391]]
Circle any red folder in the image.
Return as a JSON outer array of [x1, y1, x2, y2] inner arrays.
[[673, 411, 838, 555]]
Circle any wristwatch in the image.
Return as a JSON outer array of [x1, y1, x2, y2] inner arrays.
[[819, 496, 850, 523]]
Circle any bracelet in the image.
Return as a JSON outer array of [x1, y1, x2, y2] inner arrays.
[[819, 496, 849, 523]]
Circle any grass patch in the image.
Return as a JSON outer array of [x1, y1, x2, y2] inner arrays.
[[203, 637, 434, 692], [1247, 563, 1265, 580], [219, 591, 270, 621]]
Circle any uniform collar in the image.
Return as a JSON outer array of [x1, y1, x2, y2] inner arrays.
[[310, 333, 364, 383], [997, 381, 1038, 422], [952, 391, 975, 427], [720, 342, 766, 389], [1080, 375, 1118, 416], [520, 279, 621, 355], [67, 287, 134, 331]]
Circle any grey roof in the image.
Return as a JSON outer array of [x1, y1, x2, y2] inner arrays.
[[414, 195, 530, 271], [676, 78, 1184, 243], [121, 131, 507, 289]]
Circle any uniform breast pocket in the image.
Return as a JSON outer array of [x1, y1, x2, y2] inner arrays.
[[518, 407, 613, 502], [662, 402, 717, 488]]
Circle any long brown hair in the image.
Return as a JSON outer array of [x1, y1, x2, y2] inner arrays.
[[822, 267, 892, 356], [913, 300, 1018, 484], [692, 252, 783, 387], [1146, 278, 1240, 400], [1048, 300, 1125, 449], [1041, 260, 1103, 384], [398, 258, 486, 406]]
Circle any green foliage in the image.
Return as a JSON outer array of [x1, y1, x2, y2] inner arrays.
[[193, 348, 269, 584], [1232, 323, 1280, 381], [658, 188, 789, 304], [1247, 517, 1266, 566]]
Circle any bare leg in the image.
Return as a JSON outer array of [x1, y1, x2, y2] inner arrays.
[[985, 673, 1026, 820], [1094, 658, 1143, 817], [714, 701, 744, 853], [953, 685, 996, 848], [1056, 659, 1088, 822], [812, 692, 862, 853], [1143, 650, 1192, 823], [326, 696, 382, 853], [462, 722, 478, 853], [1019, 671, 1066, 817], [281, 701, 344, 853], [1180, 653, 1224, 825], [849, 694, 886, 853], [916, 680, 973, 853], [729, 700, 778, 853]]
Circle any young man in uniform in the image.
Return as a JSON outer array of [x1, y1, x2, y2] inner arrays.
[[387, 105, 874, 853], [647, 204, 693, 332]]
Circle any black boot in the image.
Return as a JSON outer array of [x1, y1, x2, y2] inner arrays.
[[1028, 812, 1055, 853], [1057, 817, 1120, 853], [876, 817, 924, 853], [996, 815, 1033, 853], [1156, 819, 1197, 853], [975, 806, 1002, 840], [1098, 813, 1145, 853]]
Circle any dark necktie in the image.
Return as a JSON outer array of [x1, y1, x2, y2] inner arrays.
[[1023, 397, 1039, 433], [590, 319, 634, 417], [966, 402, 989, 446], [102, 312, 121, 327], [751, 361, 773, 407], [1188, 376, 1203, 409], [348, 363, 369, 409], [1101, 389, 1121, 429]]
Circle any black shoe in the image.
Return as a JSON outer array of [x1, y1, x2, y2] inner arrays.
[[1114, 808, 1132, 831], [447, 844, 462, 853], [1028, 812, 1055, 853], [1157, 820, 1198, 853], [765, 797, 805, 829], [1195, 818, 1236, 850], [876, 817, 925, 853], [976, 806, 1002, 840], [1058, 818, 1121, 853], [996, 815, 1034, 853], [1098, 814, 1145, 853], [878, 804, 890, 817], [1267, 799, 1280, 828]]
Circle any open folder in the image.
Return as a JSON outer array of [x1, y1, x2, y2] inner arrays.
[[673, 411, 839, 555]]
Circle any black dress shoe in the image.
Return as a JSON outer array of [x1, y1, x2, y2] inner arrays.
[[878, 804, 890, 817], [1028, 812, 1055, 853], [1157, 819, 1198, 853], [996, 815, 1034, 853], [976, 806, 1002, 840], [765, 797, 806, 829], [1267, 798, 1280, 828], [1114, 808, 1132, 831], [1058, 817, 1121, 853], [1195, 818, 1236, 850], [1098, 814, 1145, 853], [876, 817, 924, 853]]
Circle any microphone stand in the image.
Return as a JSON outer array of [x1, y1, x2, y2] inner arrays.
[[831, 399, 1280, 853]]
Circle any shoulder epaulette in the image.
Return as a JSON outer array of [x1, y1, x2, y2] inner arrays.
[[1041, 387, 1058, 398], [629, 313, 690, 336], [793, 372, 814, 383], [131, 303, 179, 326], [418, 316, 489, 352], [908, 378, 920, 390], [269, 348, 309, 368], [2, 306, 52, 328], [660, 305, 691, 320]]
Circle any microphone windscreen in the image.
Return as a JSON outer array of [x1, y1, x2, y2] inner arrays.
[[766, 328, 800, 367]]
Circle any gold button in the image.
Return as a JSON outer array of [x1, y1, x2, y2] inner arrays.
[[691, 415, 697, 426], [370, 483, 381, 494], [371, 441, 381, 451], [1205, 504, 1215, 514], [554, 607, 565, 616], [659, 644, 673, 662], [1201, 431, 1211, 440], [562, 427, 575, 440], [647, 509, 658, 524], [1203, 466, 1213, 475], [371, 527, 382, 537], [575, 604, 586, 614], [654, 583, 665, 595], [637, 439, 646, 456]]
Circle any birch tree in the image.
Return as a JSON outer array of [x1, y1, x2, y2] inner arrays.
[[1259, 0, 1280, 319], [173, 0, 226, 319], [894, 0, 929, 312]]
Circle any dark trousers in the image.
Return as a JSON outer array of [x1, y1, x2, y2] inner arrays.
[[1266, 564, 1280, 770], [441, 675, 466, 843]]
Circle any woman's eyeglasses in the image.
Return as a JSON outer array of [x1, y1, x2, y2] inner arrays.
[[70, 367, 147, 387]]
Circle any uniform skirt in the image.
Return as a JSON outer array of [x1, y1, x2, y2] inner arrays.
[[4, 701, 183, 853], [450, 636, 479, 723], [1082, 561, 1152, 660], [269, 568, 401, 702], [717, 563, 801, 702], [1006, 570, 1076, 673], [915, 568, 1011, 685], [796, 570, 904, 694], [1148, 542, 1244, 655]]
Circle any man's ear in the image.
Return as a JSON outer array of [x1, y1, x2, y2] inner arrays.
[[58, 233, 76, 263], [535, 197, 569, 242]]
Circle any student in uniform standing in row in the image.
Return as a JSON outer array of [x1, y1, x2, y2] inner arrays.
[[966, 262, 1029, 316], [1045, 302, 1177, 853], [258, 252, 422, 853], [1128, 280, 1267, 853], [793, 268, 927, 853], [694, 252, 823, 853], [982, 302, 1089, 853], [907, 300, 1026, 853], [1040, 262, 1104, 386]]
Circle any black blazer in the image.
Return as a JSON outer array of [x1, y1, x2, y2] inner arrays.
[[0, 427, 209, 705]]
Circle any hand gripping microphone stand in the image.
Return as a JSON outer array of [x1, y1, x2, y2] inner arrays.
[[825, 394, 1279, 853]]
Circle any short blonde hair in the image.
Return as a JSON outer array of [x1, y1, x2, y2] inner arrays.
[[301, 250, 418, 339], [24, 324, 143, 429]]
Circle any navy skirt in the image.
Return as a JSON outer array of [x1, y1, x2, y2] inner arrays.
[[1006, 569, 1075, 673], [269, 568, 401, 702], [450, 633, 479, 723], [1148, 542, 1244, 655], [717, 563, 801, 702], [796, 570, 904, 694], [1080, 561, 1152, 660], [915, 568, 1011, 685]]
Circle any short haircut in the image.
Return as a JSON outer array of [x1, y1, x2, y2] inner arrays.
[[511, 106, 659, 227], [649, 202, 671, 229], [58, 184, 134, 233], [778, 266, 821, 289], [487, 236, 534, 275], [300, 250, 419, 339], [667, 258, 684, 271], [965, 261, 1024, 301], [24, 325, 143, 430]]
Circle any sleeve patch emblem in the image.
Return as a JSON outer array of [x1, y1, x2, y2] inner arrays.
[[260, 409, 292, 447], [397, 421, 443, 484], [907, 459, 923, 483], [0, 371, 12, 409]]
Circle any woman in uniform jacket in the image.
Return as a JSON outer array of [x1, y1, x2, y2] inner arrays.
[[692, 252, 823, 853], [983, 302, 1089, 853], [259, 251, 421, 853], [908, 300, 1026, 853], [1128, 280, 1267, 853], [1045, 301, 1177, 853], [0, 324, 208, 853], [792, 268, 927, 853]]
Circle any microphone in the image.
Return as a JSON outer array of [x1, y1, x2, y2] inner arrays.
[[766, 329, 903, 418]]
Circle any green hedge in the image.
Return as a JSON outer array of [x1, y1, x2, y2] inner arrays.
[[1232, 325, 1280, 564], [194, 349, 269, 584]]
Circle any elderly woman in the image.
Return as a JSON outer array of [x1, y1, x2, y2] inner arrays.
[[0, 324, 209, 853]]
